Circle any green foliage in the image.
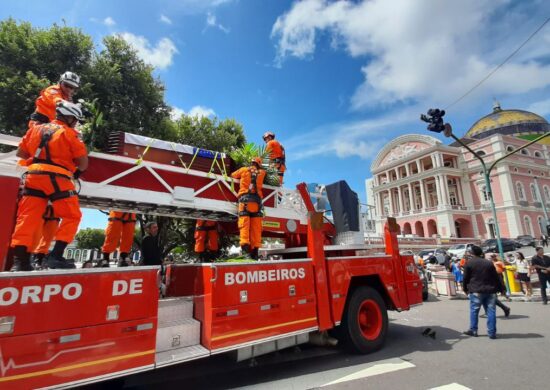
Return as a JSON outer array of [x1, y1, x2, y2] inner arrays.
[[229, 143, 280, 186], [0, 19, 93, 135], [174, 116, 246, 152], [75, 228, 105, 250]]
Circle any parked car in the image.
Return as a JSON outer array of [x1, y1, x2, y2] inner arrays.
[[516, 235, 536, 248], [481, 238, 521, 253], [418, 248, 447, 265], [417, 265, 429, 301], [447, 243, 475, 259]]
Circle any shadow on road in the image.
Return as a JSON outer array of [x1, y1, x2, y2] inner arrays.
[[492, 332, 544, 340]]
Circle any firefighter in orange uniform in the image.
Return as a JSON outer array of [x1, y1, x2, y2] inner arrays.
[[263, 131, 286, 185], [194, 219, 219, 262], [30, 71, 80, 126], [10, 102, 88, 271], [31, 204, 60, 269], [231, 157, 266, 260], [100, 211, 137, 267]]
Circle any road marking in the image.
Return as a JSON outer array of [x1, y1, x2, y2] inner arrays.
[[429, 383, 472, 390], [232, 357, 415, 389]]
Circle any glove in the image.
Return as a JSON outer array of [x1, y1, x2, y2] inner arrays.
[[74, 169, 82, 179]]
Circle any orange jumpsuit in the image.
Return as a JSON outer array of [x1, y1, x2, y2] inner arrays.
[[194, 220, 219, 253], [231, 166, 266, 249], [31, 84, 71, 124], [31, 205, 60, 254], [265, 139, 286, 185], [10, 120, 87, 249], [102, 211, 137, 254]]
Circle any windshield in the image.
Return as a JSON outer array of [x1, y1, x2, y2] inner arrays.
[[449, 244, 465, 250]]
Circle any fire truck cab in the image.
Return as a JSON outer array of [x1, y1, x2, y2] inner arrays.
[[0, 133, 423, 389]]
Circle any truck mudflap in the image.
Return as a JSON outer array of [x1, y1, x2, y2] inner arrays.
[[0, 267, 159, 389]]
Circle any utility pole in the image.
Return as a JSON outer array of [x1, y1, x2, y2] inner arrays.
[[421, 108, 550, 294], [533, 176, 550, 235]]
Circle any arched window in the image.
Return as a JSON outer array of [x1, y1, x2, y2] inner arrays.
[[531, 183, 539, 201], [516, 182, 525, 201], [521, 149, 530, 156], [506, 145, 515, 153], [524, 216, 533, 236], [480, 186, 489, 202], [544, 186, 550, 201], [535, 151, 543, 158]]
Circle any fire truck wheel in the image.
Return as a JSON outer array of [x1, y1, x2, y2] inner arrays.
[[341, 286, 388, 354]]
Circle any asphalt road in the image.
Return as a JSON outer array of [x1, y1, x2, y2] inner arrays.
[[105, 292, 549, 390]]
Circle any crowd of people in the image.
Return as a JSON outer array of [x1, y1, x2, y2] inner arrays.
[[8, 71, 287, 271]]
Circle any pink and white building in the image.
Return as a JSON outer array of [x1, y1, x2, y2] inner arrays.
[[366, 103, 550, 240]]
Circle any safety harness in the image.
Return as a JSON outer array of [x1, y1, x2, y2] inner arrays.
[[108, 213, 137, 224], [196, 223, 216, 231], [29, 111, 50, 124], [270, 143, 286, 176], [22, 124, 77, 202], [43, 204, 60, 222], [238, 167, 263, 218]]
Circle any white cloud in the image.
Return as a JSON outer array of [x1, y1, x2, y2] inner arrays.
[[285, 106, 419, 161], [205, 13, 230, 33], [171, 105, 216, 120], [160, 14, 173, 25], [272, 0, 550, 110], [103, 17, 116, 26], [188, 105, 216, 118], [119, 33, 178, 69], [527, 99, 550, 117], [171, 107, 185, 120]]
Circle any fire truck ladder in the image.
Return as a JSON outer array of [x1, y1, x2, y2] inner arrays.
[[0, 134, 308, 226]]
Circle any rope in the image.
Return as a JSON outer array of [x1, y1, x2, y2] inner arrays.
[[186, 148, 200, 174], [135, 138, 156, 165], [169, 142, 188, 169]]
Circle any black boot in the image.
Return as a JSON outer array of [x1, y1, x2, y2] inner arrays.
[[250, 248, 259, 260], [33, 253, 46, 269], [11, 245, 33, 272], [118, 252, 129, 267], [45, 241, 75, 269], [198, 252, 207, 263]]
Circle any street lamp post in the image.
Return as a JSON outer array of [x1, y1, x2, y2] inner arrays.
[[421, 109, 550, 294]]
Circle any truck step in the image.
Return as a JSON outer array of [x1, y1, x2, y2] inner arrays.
[[155, 344, 210, 368], [158, 296, 194, 326], [156, 318, 201, 353]]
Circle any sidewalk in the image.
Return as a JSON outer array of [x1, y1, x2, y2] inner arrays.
[[428, 282, 548, 302]]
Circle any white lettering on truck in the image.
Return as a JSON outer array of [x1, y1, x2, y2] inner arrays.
[[112, 279, 143, 296], [224, 267, 306, 286], [0, 283, 83, 306]]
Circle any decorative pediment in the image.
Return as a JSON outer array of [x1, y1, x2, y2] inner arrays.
[[371, 134, 441, 170]]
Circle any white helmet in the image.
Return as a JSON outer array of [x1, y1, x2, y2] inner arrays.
[[60, 71, 80, 88], [56, 101, 83, 121]]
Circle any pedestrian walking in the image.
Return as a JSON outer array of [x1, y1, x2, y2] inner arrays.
[[540, 234, 548, 248], [515, 252, 532, 301], [451, 258, 463, 291], [463, 245, 506, 339], [531, 247, 550, 305], [490, 253, 511, 317]]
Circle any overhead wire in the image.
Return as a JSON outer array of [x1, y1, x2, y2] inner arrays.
[[444, 17, 550, 110]]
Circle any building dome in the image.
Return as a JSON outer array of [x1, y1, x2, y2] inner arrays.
[[464, 102, 550, 142]]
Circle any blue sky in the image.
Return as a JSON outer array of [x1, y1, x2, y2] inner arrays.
[[3, 0, 550, 229]]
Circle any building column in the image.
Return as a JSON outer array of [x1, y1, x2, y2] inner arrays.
[[388, 189, 395, 215], [407, 182, 413, 210], [397, 187, 405, 214], [405, 164, 411, 177], [435, 175, 443, 206], [416, 159, 422, 173], [442, 174, 450, 204], [419, 179, 427, 210]]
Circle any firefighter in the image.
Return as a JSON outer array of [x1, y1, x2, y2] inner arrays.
[[231, 157, 266, 260], [10, 101, 88, 271], [31, 204, 60, 269], [194, 219, 219, 262], [30, 71, 80, 126], [263, 131, 286, 185], [100, 211, 137, 267]]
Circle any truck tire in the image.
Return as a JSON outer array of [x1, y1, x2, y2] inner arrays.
[[341, 286, 388, 354]]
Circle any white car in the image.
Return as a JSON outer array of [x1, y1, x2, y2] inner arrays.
[[447, 243, 474, 259]]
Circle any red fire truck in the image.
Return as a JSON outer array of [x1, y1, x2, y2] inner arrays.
[[0, 133, 422, 389]]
